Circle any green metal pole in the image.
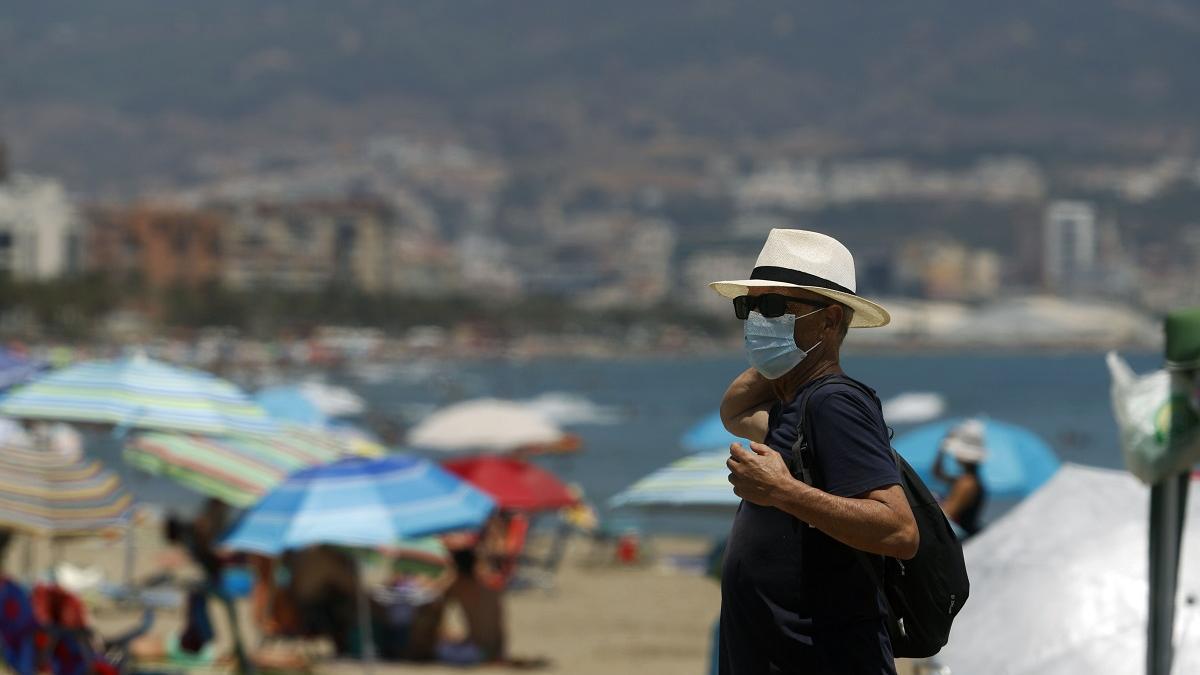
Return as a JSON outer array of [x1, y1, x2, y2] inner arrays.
[[1150, 308, 1200, 674], [1148, 471, 1187, 675]]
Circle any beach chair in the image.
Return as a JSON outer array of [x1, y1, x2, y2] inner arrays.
[[510, 516, 573, 591], [0, 577, 37, 675]]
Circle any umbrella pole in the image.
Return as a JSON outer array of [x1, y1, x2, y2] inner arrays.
[[124, 517, 136, 588], [24, 534, 34, 582], [1148, 474, 1188, 675], [357, 558, 377, 672]]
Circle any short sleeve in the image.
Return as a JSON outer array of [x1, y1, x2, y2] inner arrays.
[[808, 389, 900, 497]]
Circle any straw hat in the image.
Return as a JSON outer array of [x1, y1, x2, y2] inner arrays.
[[942, 418, 988, 464], [708, 229, 891, 328]]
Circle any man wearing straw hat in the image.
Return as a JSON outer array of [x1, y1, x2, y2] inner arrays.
[[713, 229, 918, 674]]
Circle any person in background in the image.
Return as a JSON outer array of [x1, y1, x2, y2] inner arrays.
[[933, 418, 989, 539], [165, 497, 231, 587], [0, 527, 12, 572], [284, 545, 362, 655], [441, 522, 509, 664]]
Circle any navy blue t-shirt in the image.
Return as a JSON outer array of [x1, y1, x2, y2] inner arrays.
[[719, 375, 901, 675]]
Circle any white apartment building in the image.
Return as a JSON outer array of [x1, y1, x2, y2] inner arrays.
[[0, 173, 83, 280], [1043, 200, 1098, 293]]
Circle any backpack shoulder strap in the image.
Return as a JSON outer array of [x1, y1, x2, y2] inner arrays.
[[791, 374, 901, 632], [788, 374, 844, 485], [789, 374, 878, 486]]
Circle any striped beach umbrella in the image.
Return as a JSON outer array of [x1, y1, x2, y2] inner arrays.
[[221, 455, 496, 555], [0, 441, 132, 535], [0, 348, 47, 392], [0, 354, 276, 437], [124, 425, 380, 508], [609, 450, 738, 509]]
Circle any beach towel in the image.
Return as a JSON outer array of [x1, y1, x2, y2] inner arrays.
[[0, 578, 37, 675]]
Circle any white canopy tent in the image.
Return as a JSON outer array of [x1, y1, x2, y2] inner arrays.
[[936, 464, 1200, 674]]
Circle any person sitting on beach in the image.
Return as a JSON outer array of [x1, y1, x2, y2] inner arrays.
[[441, 527, 509, 664], [372, 552, 453, 662], [282, 545, 362, 655], [933, 419, 989, 539]]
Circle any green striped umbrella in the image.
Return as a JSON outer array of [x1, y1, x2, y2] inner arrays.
[[124, 426, 380, 508], [0, 438, 132, 535], [608, 450, 739, 510], [0, 355, 276, 436]]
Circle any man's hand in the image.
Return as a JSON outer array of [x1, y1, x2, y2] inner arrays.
[[727, 441, 797, 507]]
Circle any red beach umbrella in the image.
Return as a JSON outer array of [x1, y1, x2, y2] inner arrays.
[[441, 456, 578, 512]]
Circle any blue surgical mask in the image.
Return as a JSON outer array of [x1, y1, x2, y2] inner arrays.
[[743, 309, 824, 379]]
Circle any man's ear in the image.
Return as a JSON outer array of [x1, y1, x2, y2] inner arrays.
[[825, 304, 843, 333]]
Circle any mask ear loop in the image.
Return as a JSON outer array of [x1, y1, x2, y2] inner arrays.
[[792, 307, 826, 352]]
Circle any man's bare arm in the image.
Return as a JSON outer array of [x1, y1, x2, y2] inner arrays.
[[771, 482, 918, 559], [940, 478, 979, 523], [719, 368, 775, 443]]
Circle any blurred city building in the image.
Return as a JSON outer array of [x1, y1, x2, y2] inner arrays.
[[1042, 200, 1098, 294], [894, 240, 1004, 302], [219, 199, 450, 294], [0, 142, 84, 280], [86, 205, 226, 288]]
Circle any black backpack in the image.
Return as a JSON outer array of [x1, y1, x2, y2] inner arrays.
[[791, 375, 969, 659]]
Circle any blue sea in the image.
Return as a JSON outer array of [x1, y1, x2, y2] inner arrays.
[[102, 351, 1162, 536]]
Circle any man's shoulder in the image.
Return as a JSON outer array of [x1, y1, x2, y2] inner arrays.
[[804, 376, 876, 411]]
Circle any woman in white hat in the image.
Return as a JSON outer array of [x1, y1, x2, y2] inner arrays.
[[933, 418, 989, 538]]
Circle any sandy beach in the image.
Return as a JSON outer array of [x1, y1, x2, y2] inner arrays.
[[5, 520, 722, 675]]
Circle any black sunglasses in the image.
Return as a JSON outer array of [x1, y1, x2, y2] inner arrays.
[[733, 293, 830, 320]]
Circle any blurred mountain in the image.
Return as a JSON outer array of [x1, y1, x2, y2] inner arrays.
[[2, 0, 1199, 193]]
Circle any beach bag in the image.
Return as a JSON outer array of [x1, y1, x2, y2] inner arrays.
[[791, 375, 969, 658]]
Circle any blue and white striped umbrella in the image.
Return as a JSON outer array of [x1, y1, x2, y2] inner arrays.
[[221, 455, 496, 555], [0, 354, 276, 437], [609, 450, 739, 510], [0, 348, 47, 392]]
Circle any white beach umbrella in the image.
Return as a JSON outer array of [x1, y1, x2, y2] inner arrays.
[[406, 398, 564, 453], [936, 464, 1200, 674]]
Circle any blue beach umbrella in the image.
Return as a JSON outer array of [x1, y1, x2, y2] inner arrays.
[[681, 412, 745, 454], [220, 455, 496, 555], [893, 418, 1061, 499], [0, 354, 276, 437], [256, 386, 329, 428], [609, 450, 738, 510]]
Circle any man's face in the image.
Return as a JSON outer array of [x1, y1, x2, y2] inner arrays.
[[747, 286, 836, 347]]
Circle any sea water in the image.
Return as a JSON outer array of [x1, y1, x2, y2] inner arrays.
[[100, 351, 1162, 536]]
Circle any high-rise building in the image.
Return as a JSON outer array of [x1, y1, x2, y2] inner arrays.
[[1043, 200, 1098, 293], [0, 152, 83, 281]]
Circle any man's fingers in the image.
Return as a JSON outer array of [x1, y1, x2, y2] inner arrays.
[[729, 443, 755, 461], [748, 441, 775, 456]]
